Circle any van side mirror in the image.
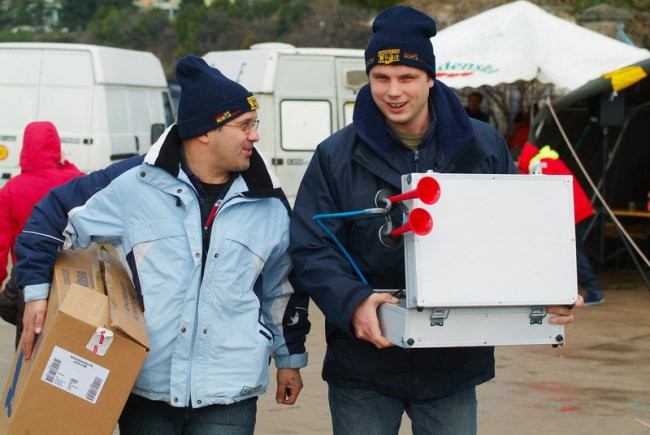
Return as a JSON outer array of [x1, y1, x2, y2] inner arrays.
[[150, 123, 165, 144]]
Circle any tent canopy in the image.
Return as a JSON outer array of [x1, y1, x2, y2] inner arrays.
[[433, 0, 650, 92], [533, 58, 650, 117], [530, 58, 650, 210]]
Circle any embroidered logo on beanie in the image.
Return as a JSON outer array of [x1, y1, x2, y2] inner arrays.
[[378, 49, 400, 65], [215, 110, 240, 124], [176, 55, 257, 140], [247, 96, 260, 110], [365, 6, 437, 77]]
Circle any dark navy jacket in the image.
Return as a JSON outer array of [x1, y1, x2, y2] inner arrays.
[[15, 155, 145, 291], [289, 80, 516, 399]]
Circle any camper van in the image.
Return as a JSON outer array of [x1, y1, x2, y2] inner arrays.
[[203, 43, 367, 201], [0, 43, 174, 184]]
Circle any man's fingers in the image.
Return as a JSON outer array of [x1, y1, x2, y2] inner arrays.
[[22, 300, 48, 360], [372, 336, 394, 349], [358, 314, 393, 349], [21, 329, 35, 360], [549, 311, 574, 325], [276, 368, 303, 405], [546, 302, 577, 325], [275, 386, 287, 404], [277, 387, 298, 405], [370, 320, 394, 348], [21, 308, 37, 360], [574, 295, 585, 308], [280, 387, 297, 405], [34, 310, 45, 335], [376, 292, 399, 305], [370, 294, 397, 347], [352, 292, 399, 348]]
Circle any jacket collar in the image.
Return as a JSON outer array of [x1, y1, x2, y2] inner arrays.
[[352, 79, 475, 163]]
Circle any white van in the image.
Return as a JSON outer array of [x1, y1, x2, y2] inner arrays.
[[0, 43, 174, 184], [203, 43, 367, 201]]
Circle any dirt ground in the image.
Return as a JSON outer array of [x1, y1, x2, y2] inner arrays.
[[2, 269, 649, 434]]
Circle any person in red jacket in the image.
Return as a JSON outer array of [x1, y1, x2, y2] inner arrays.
[[0, 121, 84, 346], [516, 143, 604, 306], [508, 111, 531, 150]]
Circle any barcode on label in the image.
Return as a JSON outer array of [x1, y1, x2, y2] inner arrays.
[[62, 269, 71, 285], [76, 270, 89, 288], [85, 376, 103, 402], [45, 358, 62, 383]]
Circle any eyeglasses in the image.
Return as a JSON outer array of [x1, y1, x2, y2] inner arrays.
[[222, 119, 260, 133]]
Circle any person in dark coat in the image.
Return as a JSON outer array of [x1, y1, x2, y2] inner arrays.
[[465, 91, 490, 123], [0, 270, 24, 348], [289, 6, 580, 434]]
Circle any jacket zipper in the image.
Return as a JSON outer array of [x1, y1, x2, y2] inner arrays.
[[202, 199, 223, 259], [204, 199, 222, 233], [413, 148, 420, 173]]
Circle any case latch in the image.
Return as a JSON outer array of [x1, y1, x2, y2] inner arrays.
[[530, 306, 547, 325], [430, 308, 449, 326]]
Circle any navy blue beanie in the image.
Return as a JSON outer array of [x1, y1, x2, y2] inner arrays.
[[176, 55, 259, 140], [365, 6, 437, 78]]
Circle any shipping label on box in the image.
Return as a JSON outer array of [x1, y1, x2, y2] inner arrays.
[[41, 346, 110, 404]]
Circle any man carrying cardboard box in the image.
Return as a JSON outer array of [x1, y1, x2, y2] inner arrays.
[[17, 56, 310, 434]]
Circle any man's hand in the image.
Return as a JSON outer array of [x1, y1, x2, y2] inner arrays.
[[547, 295, 584, 325], [21, 300, 48, 360], [275, 368, 303, 405], [351, 292, 398, 349]]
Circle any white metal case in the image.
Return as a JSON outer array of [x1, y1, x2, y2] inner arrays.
[[378, 172, 579, 348]]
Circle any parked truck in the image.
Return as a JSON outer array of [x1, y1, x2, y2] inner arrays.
[[0, 42, 175, 184], [203, 42, 367, 201]]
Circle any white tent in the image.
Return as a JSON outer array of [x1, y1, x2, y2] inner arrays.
[[433, 0, 650, 92]]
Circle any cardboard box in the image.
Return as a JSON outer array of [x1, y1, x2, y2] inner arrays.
[[1, 244, 149, 434]]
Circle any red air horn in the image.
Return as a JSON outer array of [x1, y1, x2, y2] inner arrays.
[[375, 176, 439, 247], [388, 176, 441, 206], [390, 207, 433, 237]]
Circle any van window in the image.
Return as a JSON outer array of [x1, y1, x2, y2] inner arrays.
[[162, 92, 174, 126], [280, 100, 331, 151], [344, 102, 355, 126], [105, 87, 133, 157]]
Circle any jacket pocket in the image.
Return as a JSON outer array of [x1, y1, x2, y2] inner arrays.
[[224, 230, 268, 273], [127, 219, 186, 246], [257, 309, 274, 341], [125, 220, 193, 302]]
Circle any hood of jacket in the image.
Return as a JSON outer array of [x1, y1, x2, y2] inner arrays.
[[144, 124, 285, 201], [352, 79, 475, 162], [20, 121, 62, 173]]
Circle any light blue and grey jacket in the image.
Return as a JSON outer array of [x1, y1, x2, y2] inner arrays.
[[19, 125, 310, 407]]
